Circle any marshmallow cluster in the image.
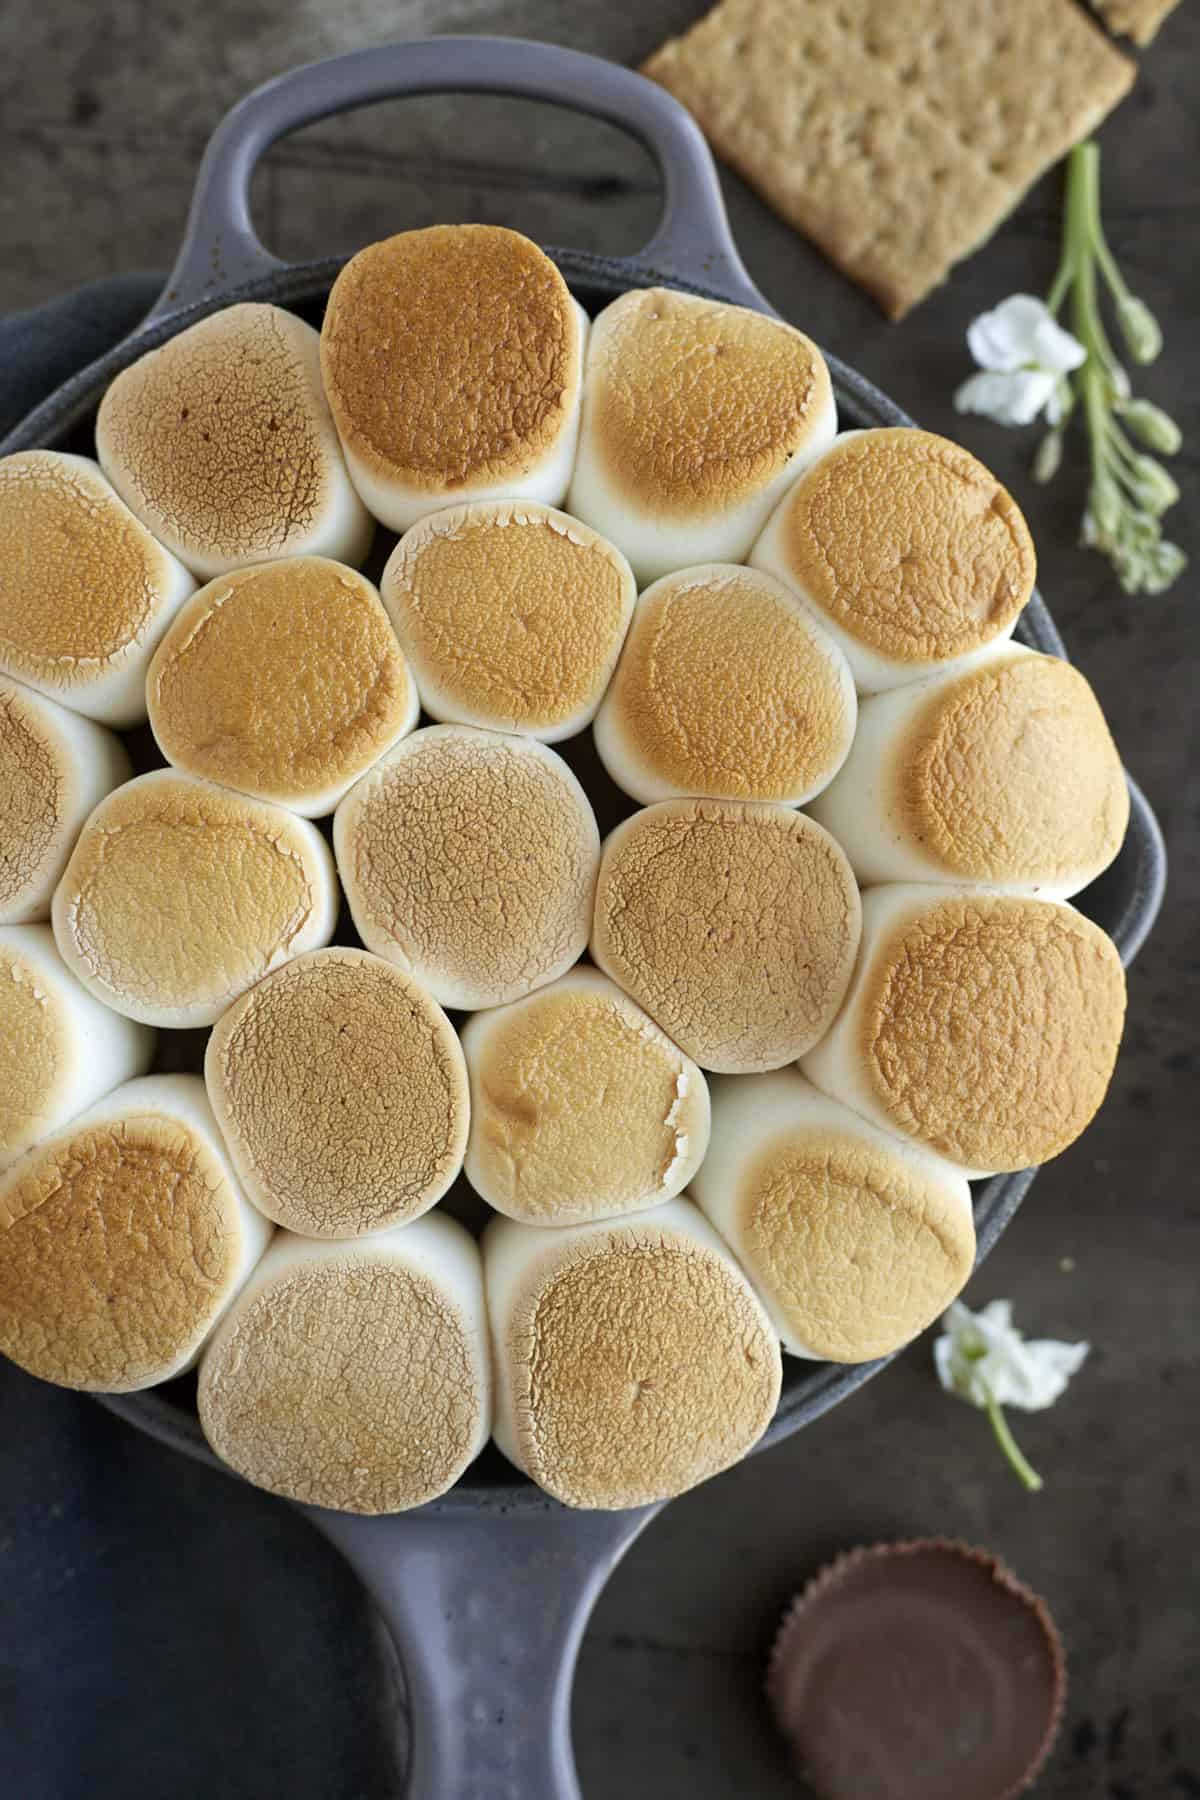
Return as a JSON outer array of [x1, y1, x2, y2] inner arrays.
[[0, 226, 1132, 1513]]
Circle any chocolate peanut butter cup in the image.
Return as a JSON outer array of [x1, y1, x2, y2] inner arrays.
[[767, 1539, 1065, 1800]]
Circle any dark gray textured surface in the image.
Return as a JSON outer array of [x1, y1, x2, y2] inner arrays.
[[1, 4, 1197, 1796]]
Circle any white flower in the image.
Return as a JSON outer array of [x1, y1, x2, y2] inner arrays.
[[955, 295, 1086, 428], [934, 1299, 1089, 1413]]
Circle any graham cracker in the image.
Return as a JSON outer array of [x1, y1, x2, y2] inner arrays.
[[1092, 0, 1180, 45], [642, 0, 1135, 317]]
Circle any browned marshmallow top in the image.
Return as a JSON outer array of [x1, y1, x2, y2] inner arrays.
[[592, 799, 860, 1071], [0, 453, 170, 690], [737, 1127, 974, 1361], [337, 728, 597, 1007], [199, 1254, 483, 1512], [861, 895, 1126, 1169], [506, 1227, 780, 1507], [320, 225, 578, 490], [382, 502, 632, 735], [0, 683, 61, 911], [207, 951, 468, 1238], [777, 429, 1035, 662], [96, 304, 352, 568], [897, 652, 1128, 883], [148, 557, 413, 806], [586, 288, 832, 515], [0, 1110, 243, 1390]]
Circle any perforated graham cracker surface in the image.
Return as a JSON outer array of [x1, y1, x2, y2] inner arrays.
[[642, 0, 1135, 316], [1092, 0, 1180, 45]]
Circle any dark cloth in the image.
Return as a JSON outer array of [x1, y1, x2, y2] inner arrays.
[[0, 287, 400, 1800]]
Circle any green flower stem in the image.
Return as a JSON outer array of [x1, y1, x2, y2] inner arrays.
[[1045, 141, 1185, 593], [983, 1389, 1045, 1494]]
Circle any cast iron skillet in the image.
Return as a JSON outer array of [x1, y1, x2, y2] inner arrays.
[[1, 35, 1167, 1800]]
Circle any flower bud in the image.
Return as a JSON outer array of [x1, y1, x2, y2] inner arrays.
[[1131, 455, 1180, 516], [1120, 398, 1183, 456], [1104, 362, 1131, 404], [1117, 295, 1163, 365], [1121, 508, 1159, 550], [1144, 540, 1187, 596], [1032, 430, 1063, 484]]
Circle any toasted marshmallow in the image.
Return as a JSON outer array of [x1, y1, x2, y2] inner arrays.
[[801, 886, 1126, 1175], [461, 966, 710, 1226], [335, 726, 598, 1010], [0, 679, 131, 923], [0, 452, 195, 725], [198, 1215, 490, 1512], [484, 1197, 781, 1508], [380, 501, 635, 741], [594, 563, 856, 806], [52, 770, 337, 1028], [206, 949, 469, 1239], [0, 925, 154, 1171], [691, 1070, 975, 1362], [147, 557, 417, 816], [566, 287, 835, 583], [591, 799, 860, 1073], [750, 428, 1036, 692], [95, 303, 372, 579], [0, 1074, 272, 1391], [320, 226, 588, 532], [808, 643, 1129, 897]]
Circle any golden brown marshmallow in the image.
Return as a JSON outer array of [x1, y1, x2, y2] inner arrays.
[[461, 966, 710, 1225], [593, 563, 856, 805], [0, 1075, 271, 1391], [0, 452, 195, 725], [95, 304, 372, 579], [198, 1218, 490, 1513], [320, 226, 588, 531], [0, 678, 131, 923], [590, 798, 861, 1073], [750, 428, 1035, 691], [335, 726, 599, 1010], [147, 557, 418, 816], [485, 1198, 781, 1508], [691, 1070, 975, 1362], [567, 287, 836, 583], [381, 501, 635, 741], [205, 949, 469, 1239], [52, 770, 338, 1028], [809, 643, 1129, 896], [801, 886, 1127, 1174]]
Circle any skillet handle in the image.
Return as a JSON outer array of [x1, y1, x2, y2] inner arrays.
[[148, 34, 766, 323], [302, 1498, 658, 1800]]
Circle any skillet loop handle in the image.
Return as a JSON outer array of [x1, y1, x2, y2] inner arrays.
[[305, 1501, 656, 1800], [150, 34, 767, 322]]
